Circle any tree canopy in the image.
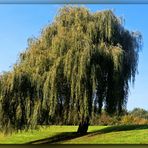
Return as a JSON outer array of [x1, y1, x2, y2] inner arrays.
[[0, 6, 142, 133]]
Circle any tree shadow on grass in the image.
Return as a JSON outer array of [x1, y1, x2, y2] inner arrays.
[[88, 124, 148, 137], [28, 124, 148, 144], [28, 132, 89, 144]]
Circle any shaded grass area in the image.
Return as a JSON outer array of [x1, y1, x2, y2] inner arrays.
[[30, 124, 148, 144], [62, 124, 148, 144], [64, 129, 148, 144], [0, 126, 104, 144], [28, 132, 84, 144], [90, 124, 148, 135], [0, 125, 148, 144], [0, 126, 78, 144]]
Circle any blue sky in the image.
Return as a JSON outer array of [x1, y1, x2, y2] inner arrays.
[[0, 4, 147, 111]]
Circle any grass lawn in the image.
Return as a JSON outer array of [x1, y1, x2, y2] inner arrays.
[[0, 125, 148, 144]]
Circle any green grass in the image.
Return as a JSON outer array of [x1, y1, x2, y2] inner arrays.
[[0, 125, 148, 144], [62, 125, 148, 144], [0, 126, 77, 144]]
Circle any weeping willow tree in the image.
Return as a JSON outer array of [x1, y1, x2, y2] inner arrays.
[[0, 6, 142, 134]]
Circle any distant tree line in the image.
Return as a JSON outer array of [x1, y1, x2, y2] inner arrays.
[[90, 108, 148, 126]]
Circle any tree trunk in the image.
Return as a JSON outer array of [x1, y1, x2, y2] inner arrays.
[[77, 118, 89, 134]]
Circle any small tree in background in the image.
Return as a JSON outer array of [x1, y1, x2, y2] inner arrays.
[[0, 6, 142, 134], [130, 108, 148, 119]]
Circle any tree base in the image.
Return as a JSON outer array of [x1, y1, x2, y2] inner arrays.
[[77, 122, 89, 134]]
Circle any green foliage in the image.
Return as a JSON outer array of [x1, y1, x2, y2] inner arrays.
[[0, 6, 142, 132], [91, 109, 148, 126], [120, 115, 148, 125], [90, 112, 121, 126], [130, 108, 148, 119]]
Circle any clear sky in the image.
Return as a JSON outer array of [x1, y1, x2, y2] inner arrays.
[[0, 4, 147, 111]]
